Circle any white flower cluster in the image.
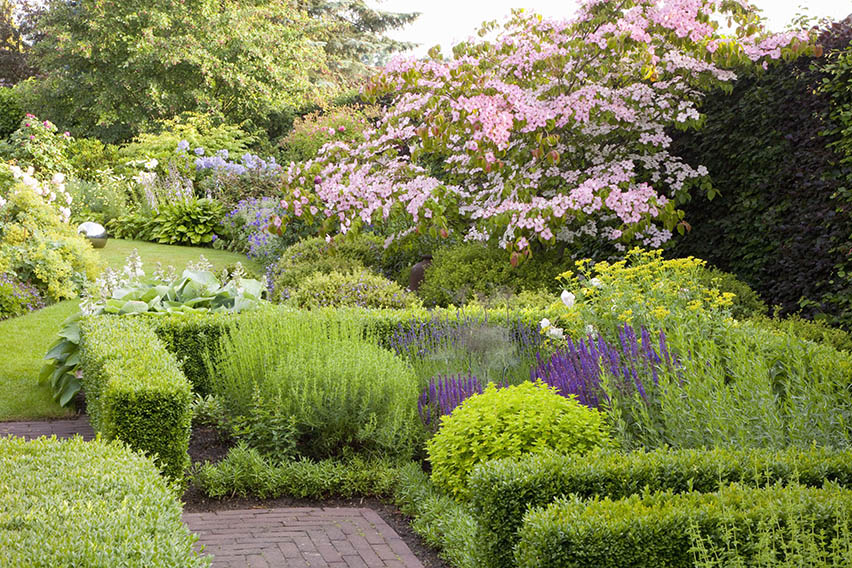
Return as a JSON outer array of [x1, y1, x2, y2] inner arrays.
[[187, 255, 213, 272], [1, 166, 73, 222]]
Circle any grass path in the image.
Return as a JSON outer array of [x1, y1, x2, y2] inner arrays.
[[0, 239, 258, 421]]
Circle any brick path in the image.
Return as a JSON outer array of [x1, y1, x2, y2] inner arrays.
[[0, 416, 94, 440], [185, 508, 424, 568], [1, 419, 426, 568]]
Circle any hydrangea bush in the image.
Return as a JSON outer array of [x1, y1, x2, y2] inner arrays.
[[269, 1, 813, 261]]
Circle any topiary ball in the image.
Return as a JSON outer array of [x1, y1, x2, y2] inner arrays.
[[426, 381, 609, 500]]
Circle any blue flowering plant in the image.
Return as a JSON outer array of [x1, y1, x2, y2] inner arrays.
[[0, 272, 46, 320], [192, 146, 284, 210]]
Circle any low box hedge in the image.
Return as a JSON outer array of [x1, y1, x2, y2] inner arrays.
[[80, 316, 192, 479], [515, 483, 852, 568], [0, 436, 209, 567], [316, 304, 557, 349], [470, 446, 852, 568], [144, 311, 241, 395]]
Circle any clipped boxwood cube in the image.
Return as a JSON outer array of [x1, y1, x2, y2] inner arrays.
[[80, 316, 192, 479]]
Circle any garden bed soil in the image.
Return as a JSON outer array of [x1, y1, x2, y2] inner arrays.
[[185, 426, 450, 568]]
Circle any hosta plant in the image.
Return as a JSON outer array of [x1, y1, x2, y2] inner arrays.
[[41, 251, 266, 406]]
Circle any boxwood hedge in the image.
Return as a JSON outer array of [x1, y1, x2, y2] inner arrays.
[[471, 446, 852, 568], [515, 483, 852, 568], [145, 311, 240, 396], [79, 316, 192, 479], [0, 436, 209, 567]]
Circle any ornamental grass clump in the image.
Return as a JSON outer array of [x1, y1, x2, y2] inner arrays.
[[388, 313, 542, 388], [426, 381, 608, 500], [211, 309, 420, 460]]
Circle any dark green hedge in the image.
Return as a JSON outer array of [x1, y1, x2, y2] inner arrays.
[[0, 436, 208, 567], [80, 317, 192, 479], [515, 483, 852, 568], [470, 447, 852, 568], [670, 22, 852, 327]]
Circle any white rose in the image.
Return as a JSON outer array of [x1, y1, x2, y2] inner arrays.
[[540, 318, 552, 330], [51, 173, 66, 185], [546, 326, 564, 340], [561, 290, 576, 308], [589, 277, 602, 288]]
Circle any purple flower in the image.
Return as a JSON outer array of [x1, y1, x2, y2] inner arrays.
[[177, 140, 190, 152], [418, 373, 487, 431], [194, 147, 205, 156], [532, 324, 675, 409]]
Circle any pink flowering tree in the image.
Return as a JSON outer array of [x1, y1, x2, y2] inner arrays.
[[271, 0, 814, 262]]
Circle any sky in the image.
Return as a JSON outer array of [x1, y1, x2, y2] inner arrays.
[[375, 1, 852, 57]]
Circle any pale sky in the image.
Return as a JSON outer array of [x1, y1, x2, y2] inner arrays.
[[376, 1, 852, 57]]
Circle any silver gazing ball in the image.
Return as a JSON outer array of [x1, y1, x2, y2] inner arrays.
[[77, 222, 108, 248]]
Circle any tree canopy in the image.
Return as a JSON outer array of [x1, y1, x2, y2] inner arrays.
[[298, 0, 419, 83], [25, 0, 330, 141]]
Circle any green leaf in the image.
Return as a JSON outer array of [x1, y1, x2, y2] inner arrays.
[[120, 300, 150, 314]]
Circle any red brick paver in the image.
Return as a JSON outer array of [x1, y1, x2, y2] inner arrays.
[[0, 417, 94, 440], [184, 507, 425, 568]]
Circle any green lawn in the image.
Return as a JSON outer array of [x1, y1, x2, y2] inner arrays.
[[98, 239, 261, 275], [0, 239, 257, 421]]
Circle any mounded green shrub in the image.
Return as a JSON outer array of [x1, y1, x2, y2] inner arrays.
[[427, 381, 608, 500], [211, 309, 420, 460], [287, 269, 422, 309], [750, 313, 852, 352], [79, 317, 192, 479], [470, 446, 852, 568], [419, 243, 569, 307], [268, 234, 386, 302], [0, 436, 208, 567], [515, 483, 852, 568]]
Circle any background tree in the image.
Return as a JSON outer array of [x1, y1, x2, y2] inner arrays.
[[0, 0, 37, 86], [270, 1, 815, 264], [297, 0, 418, 83], [670, 19, 852, 327], [24, 0, 330, 142]]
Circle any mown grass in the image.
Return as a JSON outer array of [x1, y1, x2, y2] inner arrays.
[[0, 239, 255, 420]]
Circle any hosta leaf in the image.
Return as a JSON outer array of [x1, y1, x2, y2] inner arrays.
[[119, 300, 149, 314]]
